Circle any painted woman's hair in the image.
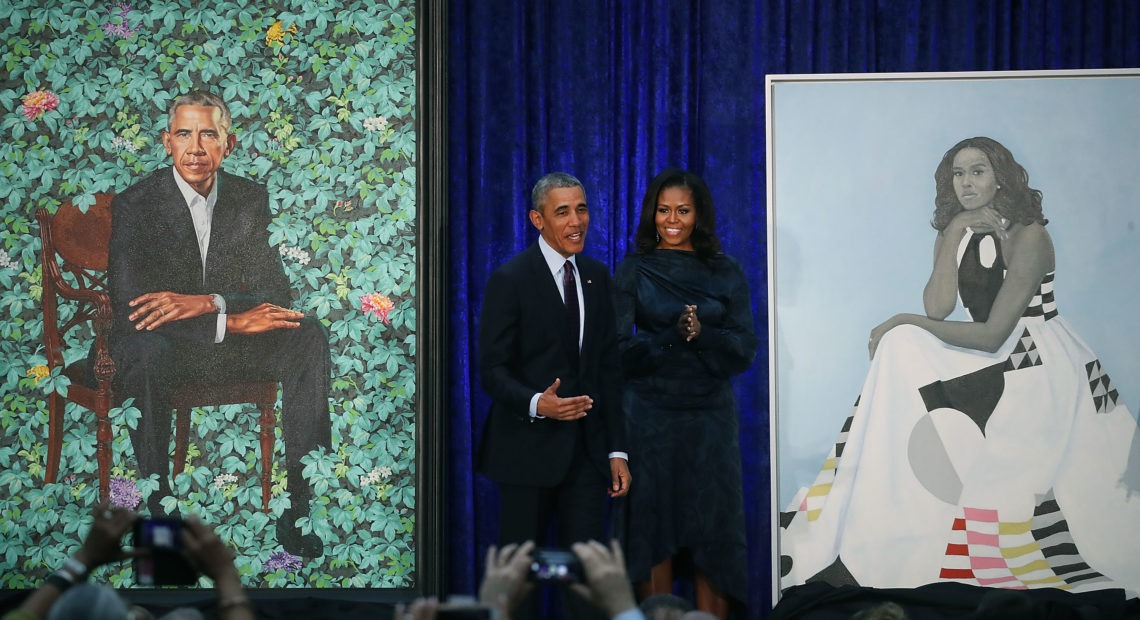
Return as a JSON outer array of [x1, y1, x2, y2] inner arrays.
[[931, 136, 1046, 230]]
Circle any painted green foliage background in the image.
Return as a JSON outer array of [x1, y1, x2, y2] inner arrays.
[[0, 0, 418, 588]]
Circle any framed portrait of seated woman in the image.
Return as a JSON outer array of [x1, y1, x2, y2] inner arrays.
[[766, 69, 1140, 602]]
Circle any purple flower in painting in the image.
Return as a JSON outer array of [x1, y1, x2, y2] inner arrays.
[[101, 3, 137, 39], [265, 551, 302, 573], [108, 477, 141, 509], [101, 22, 137, 39]]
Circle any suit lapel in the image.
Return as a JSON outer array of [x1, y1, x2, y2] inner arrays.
[[204, 172, 238, 286], [154, 170, 204, 281], [157, 171, 198, 242], [578, 259, 598, 364]]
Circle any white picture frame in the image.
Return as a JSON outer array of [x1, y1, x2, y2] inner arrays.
[[766, 68, 1140, 601]]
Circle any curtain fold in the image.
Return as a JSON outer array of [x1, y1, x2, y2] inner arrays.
[[447, 2, 1139, 617]]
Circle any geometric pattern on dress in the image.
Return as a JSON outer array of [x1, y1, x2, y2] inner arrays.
[[1021, 272, 1057, 321], [1003, 327, 1043, 372], [1029, 494, 1110, 588], [938, 492, 1110, 590], [919, 362, 1005, 435], [806, 555, 860, 587], [1085, 359, 1120, 414], [795, 409, 856, 522]]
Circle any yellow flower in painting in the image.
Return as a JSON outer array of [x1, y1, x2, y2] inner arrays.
[[27, 365, 50, 385], [265, 20, 298, 47]]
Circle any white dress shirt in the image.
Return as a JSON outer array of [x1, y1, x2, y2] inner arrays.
[[171, 168, 227, 343]]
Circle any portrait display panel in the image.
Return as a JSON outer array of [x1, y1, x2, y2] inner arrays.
[[0, 0, 445, 597], [766, 69, 1140, 600]]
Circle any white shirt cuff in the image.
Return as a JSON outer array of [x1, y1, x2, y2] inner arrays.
[[608, 452, 629, 461], [211, 294, 228, 343], [529, 392, 543, 418]]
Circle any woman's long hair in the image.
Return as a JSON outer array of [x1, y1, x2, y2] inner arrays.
[[931, 136, 1047, 231], [634, 168, 721, 259]]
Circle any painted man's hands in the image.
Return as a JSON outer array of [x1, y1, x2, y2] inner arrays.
[[225, 302, 303, 335], [130, 294, 302, 335], [129, 292, 216, 331]]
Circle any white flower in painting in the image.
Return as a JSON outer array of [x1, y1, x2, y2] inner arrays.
[[363, 116, 389, 132], [0, 249, 17, 270], [213, 473, 238, 489], [279, 245, 311, 266], [360, 466, 392, 487], [111, 135, 138, 153]]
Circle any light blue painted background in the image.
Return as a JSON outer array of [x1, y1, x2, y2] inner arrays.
[[770, 71, 1140, 507]]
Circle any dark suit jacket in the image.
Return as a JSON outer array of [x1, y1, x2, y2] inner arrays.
[[107, 167, 292, 348], [477, 242, 626, 487]]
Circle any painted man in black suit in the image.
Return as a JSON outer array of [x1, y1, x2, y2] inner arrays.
[[477, 172, 632, 616], [108, 90, 329, 556]]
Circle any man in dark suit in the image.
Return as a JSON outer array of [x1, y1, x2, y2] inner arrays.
[[478, 172, 632, 616], [107, 90, 329, 556]]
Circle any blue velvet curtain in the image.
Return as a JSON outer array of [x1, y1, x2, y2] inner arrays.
[[446, 2, 1139, 617]]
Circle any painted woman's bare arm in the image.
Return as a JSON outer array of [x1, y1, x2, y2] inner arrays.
[[886, 225, 1052, 355], [923, 207, 1010, 320], [923, 227, 966, 320]]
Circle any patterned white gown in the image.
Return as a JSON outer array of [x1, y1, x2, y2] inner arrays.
[[779, 232, 1140, 597]]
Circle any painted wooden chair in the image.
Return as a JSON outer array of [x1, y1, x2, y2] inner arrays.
[[36, 193, 277, 511]]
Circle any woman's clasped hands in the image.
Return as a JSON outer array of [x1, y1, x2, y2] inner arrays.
[[678, 304, 701, 342]]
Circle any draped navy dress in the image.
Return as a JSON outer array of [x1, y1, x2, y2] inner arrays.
[[613, 249, 758, 603]]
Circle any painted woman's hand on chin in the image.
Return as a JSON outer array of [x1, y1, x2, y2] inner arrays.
[[952, 206, 1008, 236]]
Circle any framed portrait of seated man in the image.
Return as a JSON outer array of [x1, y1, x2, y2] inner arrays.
[[0, 0, 447, 603]]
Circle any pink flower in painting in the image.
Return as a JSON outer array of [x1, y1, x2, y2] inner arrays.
[[361, 293, 394, 324], [21, 90, 59, 121]]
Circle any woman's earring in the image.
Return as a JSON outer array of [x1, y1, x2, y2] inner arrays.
[[656, 232, 660, 243]]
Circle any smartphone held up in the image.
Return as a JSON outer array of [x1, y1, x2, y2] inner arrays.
[[132, 517, 198, 586], [528, 548, 582, 583]]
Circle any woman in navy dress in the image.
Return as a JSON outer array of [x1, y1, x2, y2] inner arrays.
[[614, 169, 758, 618]]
